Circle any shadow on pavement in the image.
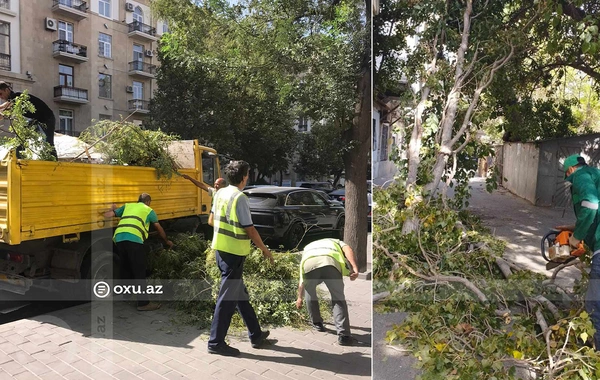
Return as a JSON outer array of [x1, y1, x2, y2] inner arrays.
[[246, 342, 372, 377]]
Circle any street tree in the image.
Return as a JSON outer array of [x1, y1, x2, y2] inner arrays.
[[294, 122, 345, 186], [152, 0, 370, 269]]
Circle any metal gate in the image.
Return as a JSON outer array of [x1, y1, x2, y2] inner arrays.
[[551, 144, 600, 209]]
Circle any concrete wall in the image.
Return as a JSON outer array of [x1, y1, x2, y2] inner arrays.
[[535, 134, 600, 207], [501, 142, 539, 204]]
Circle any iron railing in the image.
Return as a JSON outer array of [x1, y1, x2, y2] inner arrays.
[[54, 86, 88, 101], [53, 0, 87, 12], [128, 21, 156, 37], [53, 40, 88, 58], [0, 53, 10, 71], [128, 99, 150, 111], [128, 61, 156, 75]]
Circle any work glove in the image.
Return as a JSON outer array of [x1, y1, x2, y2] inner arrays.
[[569, 234, 581, 248]]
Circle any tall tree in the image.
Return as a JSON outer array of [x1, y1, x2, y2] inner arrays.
[[152, 0, 370, 269]]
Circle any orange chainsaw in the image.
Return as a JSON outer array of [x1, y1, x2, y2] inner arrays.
[[541, 230, 586, 270]]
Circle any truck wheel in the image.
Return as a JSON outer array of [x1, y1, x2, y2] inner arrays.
[[79, 251, 120, 300], [286, 223, 305, 250]]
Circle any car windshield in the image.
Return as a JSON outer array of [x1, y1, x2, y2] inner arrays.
[[246, 194, 279, 207]]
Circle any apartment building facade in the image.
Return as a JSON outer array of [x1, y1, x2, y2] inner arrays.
[[0, 0, 167, 135]]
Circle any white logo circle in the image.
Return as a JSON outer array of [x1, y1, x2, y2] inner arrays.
[[93, 281, 111, 298]]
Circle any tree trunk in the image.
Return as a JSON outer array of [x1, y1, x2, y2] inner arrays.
[[343, 61, 370, 272], [405, 85, 430, 186]]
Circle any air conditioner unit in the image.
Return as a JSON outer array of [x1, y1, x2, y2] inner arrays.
[[145, 50, 153, 57], [125, 2, 134, 12], [126, 86, 134, 93], [45, 17, 57, 31]]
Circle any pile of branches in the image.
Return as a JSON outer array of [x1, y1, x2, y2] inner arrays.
[[0, 92, 56, 161], [147, 233, 331, 330], [79, 120, 180, 179], [373, 186, 600, 380]]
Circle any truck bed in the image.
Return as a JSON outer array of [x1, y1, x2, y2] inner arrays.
[[0, 140, 214, 245]]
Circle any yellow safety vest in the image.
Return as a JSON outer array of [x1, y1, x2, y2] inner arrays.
[[113, 203, 153, 242], [300, 238, 350, 283], [212, 186, 251, 256]]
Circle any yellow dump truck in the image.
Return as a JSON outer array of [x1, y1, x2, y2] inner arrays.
[[0, 140, 219, 295]]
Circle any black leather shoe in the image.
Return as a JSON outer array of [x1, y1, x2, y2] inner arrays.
[[338, 335, 353, 346], [251, 330, 271, 349], [312, 322, 326, 332], [207, 343, 240, 356]]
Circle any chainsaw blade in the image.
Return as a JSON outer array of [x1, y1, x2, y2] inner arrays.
[[546, 257, 576, 270]]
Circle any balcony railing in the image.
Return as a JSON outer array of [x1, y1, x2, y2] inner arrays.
[[54, 86, 88, 101], [128, 99, 150, 112], [128, 21, 156, 37], [53, 40, 88, 58], [0, 53, 10, 71], [128, 61, 157, 75], [52, 0, 87, 12]]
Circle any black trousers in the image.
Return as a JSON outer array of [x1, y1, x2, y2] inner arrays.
[[208, 251, 262, 348], [16, 116, 57, 159], [116, 240, 149, 307]]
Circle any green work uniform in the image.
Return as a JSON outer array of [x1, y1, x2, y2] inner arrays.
[[566, 165, 600, 253]]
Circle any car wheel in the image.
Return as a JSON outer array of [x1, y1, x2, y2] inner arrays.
[[286, 222, 305, 250], [336, 216, 345, 240]]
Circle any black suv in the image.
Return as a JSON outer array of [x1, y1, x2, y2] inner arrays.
[[244, 187, 345, 249]]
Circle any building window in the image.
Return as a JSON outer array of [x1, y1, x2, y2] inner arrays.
[[59, 110, 74, 135], [379, 124, 389, 161], [58, 21, 74, 43], [133, 6, 143, 23], [162, 22, 169, 34], [99, 114, 111, 121], [99, 0, 110, 18], [98, 33, 111, 58], [98, 73, 111, 98], [0, 0, 10, 10], [372, 119, 377, 151], [133, 44, 143, 61], [59, 64, 74, 87], [0, 21, 9, 71], [132, 81, 143, 100], [298, 116, 308, 132]]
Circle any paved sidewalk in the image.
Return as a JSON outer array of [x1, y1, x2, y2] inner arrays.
[[0, 274, 371, 380]]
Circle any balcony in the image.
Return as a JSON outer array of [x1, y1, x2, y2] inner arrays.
[[0, 53, 10, 71], [128, 21, 157, 42], [52, 0, 88, 21], [128, 99, 150, 114], [54, 86, 89, 104], [128, 61, 156, 78], [52, 40, 88, 63]]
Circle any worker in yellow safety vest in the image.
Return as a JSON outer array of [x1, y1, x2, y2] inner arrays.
[[296, 238, 359, 346], [104, 193, 173, 311], [207, 160, 274, 357]]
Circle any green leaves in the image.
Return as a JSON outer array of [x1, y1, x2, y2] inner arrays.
[[79, 120, 179, 179], [0, 92, 56, 161]]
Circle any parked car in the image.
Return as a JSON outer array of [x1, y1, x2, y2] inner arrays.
[[297, 181, 336, 193], [328, 188, 372, 232], [316, 190, 343, 206], [244, 186, 345, 249]]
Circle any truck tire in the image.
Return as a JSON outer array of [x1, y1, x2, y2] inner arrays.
[[79, 250, 120, 300]]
